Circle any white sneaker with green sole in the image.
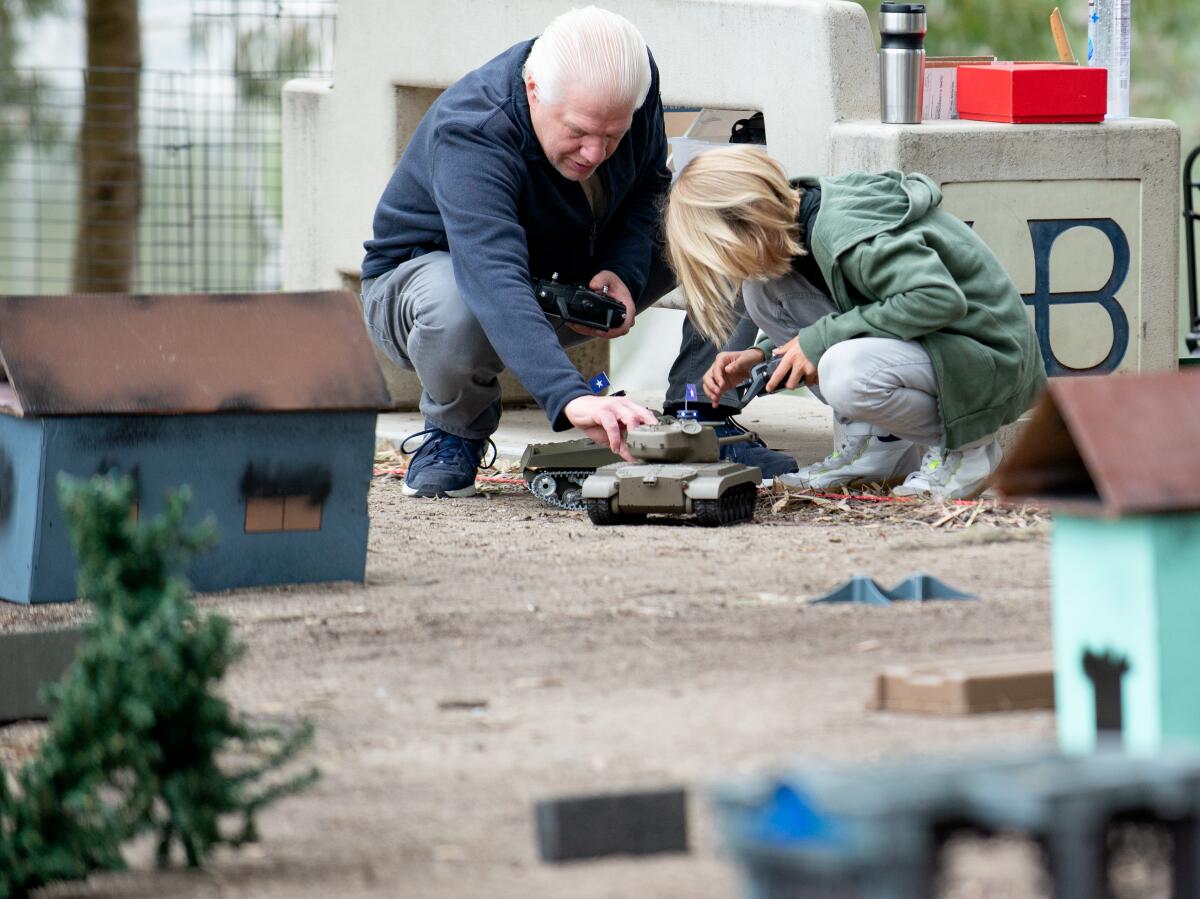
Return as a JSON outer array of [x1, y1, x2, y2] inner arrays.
[[892, 439, 1003, 500], [777, 435, 920, 490]]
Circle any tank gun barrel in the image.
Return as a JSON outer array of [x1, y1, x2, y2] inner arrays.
[[716, 432, 755, 447]]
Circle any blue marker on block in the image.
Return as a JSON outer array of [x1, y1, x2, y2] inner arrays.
[[589, 371, 610, 395]]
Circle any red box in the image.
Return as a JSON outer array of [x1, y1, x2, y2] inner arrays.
[[956, 63, 1107, 124]]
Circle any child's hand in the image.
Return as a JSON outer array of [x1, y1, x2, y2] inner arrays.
[[702, 348, 766, 405], [768, 337, 817, 391]]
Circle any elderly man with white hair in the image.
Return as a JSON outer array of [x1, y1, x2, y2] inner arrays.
[[361, 6, 796, 498]]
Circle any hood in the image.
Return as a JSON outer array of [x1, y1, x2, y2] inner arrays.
[[813, 170, 942, 260]]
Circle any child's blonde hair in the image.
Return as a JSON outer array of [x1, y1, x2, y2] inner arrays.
[[663, 146, 804, 344]]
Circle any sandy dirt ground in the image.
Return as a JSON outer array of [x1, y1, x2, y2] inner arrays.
[[2, 475, 1059, 899]]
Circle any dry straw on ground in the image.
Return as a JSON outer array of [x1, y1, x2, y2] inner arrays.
[[762, 482, 1051, 532]]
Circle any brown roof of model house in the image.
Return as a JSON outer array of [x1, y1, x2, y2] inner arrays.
[[993, 370, 1200, 516], [0, 291, 390, 416]]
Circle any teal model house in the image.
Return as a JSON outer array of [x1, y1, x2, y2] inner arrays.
[[996, 371, 1200, 753], [0, 291, 390, 604]]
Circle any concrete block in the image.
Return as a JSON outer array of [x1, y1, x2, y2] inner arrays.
[[871, 653, 1055, 715], [829, 118, 1181, 376], [0, 628, 81, 722], [535, 787, 689, 862]]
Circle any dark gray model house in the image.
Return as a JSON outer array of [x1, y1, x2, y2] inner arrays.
[[0, 290, 390, 604]]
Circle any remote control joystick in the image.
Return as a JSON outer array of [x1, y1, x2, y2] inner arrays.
[[533, 275, 627, 332]]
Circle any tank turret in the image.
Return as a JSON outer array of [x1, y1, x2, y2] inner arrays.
[[624, 419, 720, 462]]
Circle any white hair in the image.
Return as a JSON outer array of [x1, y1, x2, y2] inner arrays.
[[523, 6, 652, 110]]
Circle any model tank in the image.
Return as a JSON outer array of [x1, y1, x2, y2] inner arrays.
[[519, 438, 623, 510], [581, 419, 762, 526]]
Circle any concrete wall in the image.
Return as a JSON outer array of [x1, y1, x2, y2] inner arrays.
[[831, 118, 1181, 374]]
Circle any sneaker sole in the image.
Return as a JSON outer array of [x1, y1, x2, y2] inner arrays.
[[401, 482, 479, 498], [782, 474, 910, 490], [935, 481, 990, 501], [895, 479, 989, 501]]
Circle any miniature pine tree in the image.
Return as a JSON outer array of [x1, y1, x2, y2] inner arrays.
[[0, 474, 318, 899]]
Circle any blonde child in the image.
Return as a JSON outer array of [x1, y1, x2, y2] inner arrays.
[[663, 146, 1045, 499]]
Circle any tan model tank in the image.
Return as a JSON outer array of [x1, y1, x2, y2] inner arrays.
[[580, 419, 762, 526]]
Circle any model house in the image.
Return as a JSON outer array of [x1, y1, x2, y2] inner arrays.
[[0, 290, 389, 604], [995, 370, 1200, 753]]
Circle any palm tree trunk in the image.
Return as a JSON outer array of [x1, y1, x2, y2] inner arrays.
[[73, 0, 141, 293]]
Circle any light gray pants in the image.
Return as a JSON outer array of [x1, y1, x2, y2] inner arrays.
[[742, 269, 945, 446], [361, 250, 752, 438]]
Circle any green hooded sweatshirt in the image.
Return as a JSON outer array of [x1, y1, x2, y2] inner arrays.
[[756, 171, 1046, 450]]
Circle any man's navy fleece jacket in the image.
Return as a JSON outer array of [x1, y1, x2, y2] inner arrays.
[[362, 40, 671, 431]]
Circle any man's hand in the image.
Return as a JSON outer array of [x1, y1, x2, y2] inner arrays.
[[566, 270, 635, 339], [767, 336, 818, 392], [702, 348, 766, 406], [564, 394, 658, 461]]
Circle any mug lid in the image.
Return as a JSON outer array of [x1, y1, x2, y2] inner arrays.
[[880, 3, 926, 11]]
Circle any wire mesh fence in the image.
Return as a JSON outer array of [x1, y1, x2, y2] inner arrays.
[[0, 0, 336, 295]]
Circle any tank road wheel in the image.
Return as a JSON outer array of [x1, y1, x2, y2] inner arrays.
[[526, 470, 590, 511], [586, 497, 616, 525], [529, 472, 560, 502], [585, 498, 646, 526], [733, 482, 759, 522], [695, 483, 757, 527]]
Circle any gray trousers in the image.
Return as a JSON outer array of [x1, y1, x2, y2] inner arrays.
[[361, 251, 751, 437], [743, 270, 945, 446]]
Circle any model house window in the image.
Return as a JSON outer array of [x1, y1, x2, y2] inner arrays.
[[244, 495, 324, 533]]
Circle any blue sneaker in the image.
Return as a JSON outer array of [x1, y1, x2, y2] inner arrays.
[[715, 417, 798, 480], [399, 425, 496, 498]]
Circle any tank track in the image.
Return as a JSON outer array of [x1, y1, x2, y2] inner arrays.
[[693, 482, 758, 527], [524, 469, 594, 511], [585, 498, 647, 526]]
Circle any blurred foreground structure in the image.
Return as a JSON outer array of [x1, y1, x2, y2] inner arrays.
[[714, 751, 1200, 898]]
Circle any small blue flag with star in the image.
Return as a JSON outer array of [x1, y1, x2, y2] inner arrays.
[[589, 371, 611, 394], [685, 383, 698, 402]]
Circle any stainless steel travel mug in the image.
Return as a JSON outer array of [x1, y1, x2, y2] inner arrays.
[[879, 2, 926, 124]]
